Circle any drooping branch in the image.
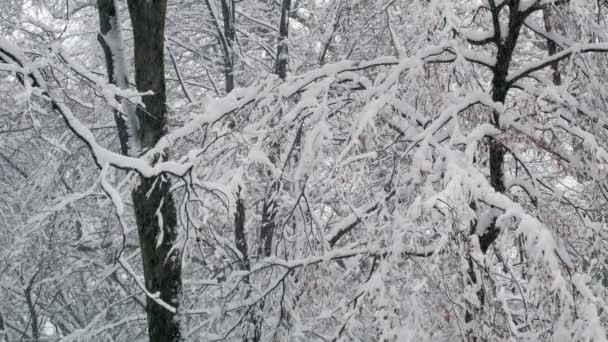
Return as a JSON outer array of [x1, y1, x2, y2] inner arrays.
[[0, 37, 191, 178]]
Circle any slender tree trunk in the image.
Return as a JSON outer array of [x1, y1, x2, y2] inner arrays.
[[465, 4, 525, 339], [97, 0, 130, 155], [259, 175, 279, 257], [221, 0, 235, 92], [259, 0, 292, 258], [0, 309, 6, 342], [217, 0, 251, 275], [275, 0, 291, 79], [219, 0, 249, 269], [248, 3, 295, 340], [202, 0, 235, 93], [235, 187, 250, 272], [543, 6, 562, 86], [213, 3, 258, 339], [126, 2, 182, 341], [24, 272, 40, 342], [25, 296, 38, 341]]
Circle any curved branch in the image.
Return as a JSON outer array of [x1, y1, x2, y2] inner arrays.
[[507, 43, 608, 86]]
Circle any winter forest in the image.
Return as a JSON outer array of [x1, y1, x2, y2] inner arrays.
[[5, 0, 608, 341]]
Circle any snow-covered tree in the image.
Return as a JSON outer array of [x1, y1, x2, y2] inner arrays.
[[3, 1, 608, 341]]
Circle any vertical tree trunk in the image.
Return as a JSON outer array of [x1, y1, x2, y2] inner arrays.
[[543, 6, 562, 86], [97, 0, 130, 155], [202, 0, 235, 93], [217, 0, 251, 274], [259, 176, 279, 257], [0, 309, 6, 342], [275, 0, 291, 79], [125, 2, 182, 342], [235, 187, 250, 272], [259, 0, 292, 258], [221, 0, 235, 92], [465, 3, 525, 339]]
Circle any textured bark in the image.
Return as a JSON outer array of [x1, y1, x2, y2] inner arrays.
[[126, 1, 182, 341], [97, 0, 129, 155]]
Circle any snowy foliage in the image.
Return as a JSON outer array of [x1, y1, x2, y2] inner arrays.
[[2, 0, 608, 341]]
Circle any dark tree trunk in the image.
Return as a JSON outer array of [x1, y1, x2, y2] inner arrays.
[[0, 309, 6, 342], [259, 176, 280, 257], [482, 1, 524, 253], [275, 0, 291, 79], [24, 276, 39, 342], [235, 187, 250, 272], [217, 0, 251, 280], [96, 0, 129, 155], [466, 3, 525, 338], [126, 1, 182, 341], [259, 0, 292, 258], [202, 0, 235, 93], [221, 0, 235, 92]]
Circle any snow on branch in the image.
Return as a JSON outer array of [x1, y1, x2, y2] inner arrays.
[[508, 43, 608, 86], [0, 37, 191, 177]]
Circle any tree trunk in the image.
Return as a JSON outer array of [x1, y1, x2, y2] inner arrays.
[[235, 187, 250, 272], [96, 0, 130, 155], [126, 1, 182, 341], [275, 0, 291, 79], [259, 0, 292, 258], [0, 309, 6, 342], [466, 3, 525, 339], [259, 175, 279, 257], [221, 0, 235, 92], [543, 5, 562, 86]]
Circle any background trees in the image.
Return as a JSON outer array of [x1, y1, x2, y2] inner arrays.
[[3, 0, 608, 341]]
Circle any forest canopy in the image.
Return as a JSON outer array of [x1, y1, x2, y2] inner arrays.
[[2, 0, 608, 341]]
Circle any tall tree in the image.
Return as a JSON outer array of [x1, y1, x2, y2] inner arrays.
[[126, 1, 182, 341], [7, 1, 608, 340]]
